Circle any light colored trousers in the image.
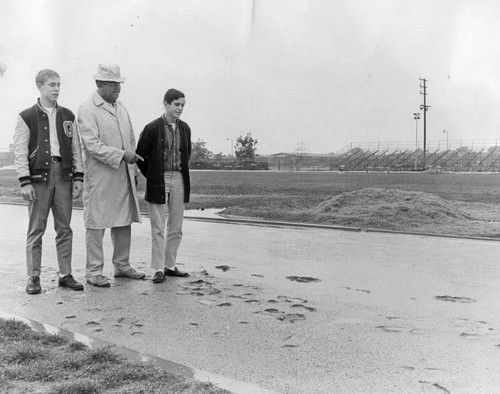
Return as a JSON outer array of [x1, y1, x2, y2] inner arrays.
[[27, 162, 73, 277], [149, 171, 185, 270], [85, 225, 132, 278]]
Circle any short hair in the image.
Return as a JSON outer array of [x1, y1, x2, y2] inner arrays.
[[163, 89, 185, 104], [35, 69, 59, 85]]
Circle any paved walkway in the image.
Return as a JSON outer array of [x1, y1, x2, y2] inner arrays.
[[1, 204, 500, 393]]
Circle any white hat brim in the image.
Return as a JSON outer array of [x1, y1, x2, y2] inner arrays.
[[93, 75, 125, 82]]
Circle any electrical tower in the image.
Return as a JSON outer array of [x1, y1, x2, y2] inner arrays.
[[419, 78, 430, 167]]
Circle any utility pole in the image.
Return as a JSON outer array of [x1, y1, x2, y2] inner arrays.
[[419, 78, 430, 168], [413, 112, 420, 171]]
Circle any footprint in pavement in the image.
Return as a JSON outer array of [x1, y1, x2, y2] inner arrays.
[[291, 304, 316, 312], [286, 276, 321, 283], [263, 308, 281, 314], [278, 313, 306, 323], [459, 332, 480, 339], [341, 286, 371, 294], [376, 325, 404, 333], [277, 295, 308, 303], [215, 265, 232, 272], [229, 295, 247, 299], [435, 295, 476, 303], [282, 333, 306, 348]]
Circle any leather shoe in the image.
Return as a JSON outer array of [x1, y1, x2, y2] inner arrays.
[[26, 276, 41, 294], [152, 270, 166, 283], [164, 267, 190, 277], [87, 275, 110, 287], [58, 274, 84, 291], [114, 268, 145, 280]]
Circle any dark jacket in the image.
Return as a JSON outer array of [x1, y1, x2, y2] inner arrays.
[[136, 116, 191, 203]]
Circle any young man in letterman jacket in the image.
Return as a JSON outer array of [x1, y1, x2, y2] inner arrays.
[[13, 69, 85, 294]]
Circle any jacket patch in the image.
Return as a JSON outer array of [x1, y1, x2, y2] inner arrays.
[[29, 146, 39, 158], [63, 121, 73, 137]]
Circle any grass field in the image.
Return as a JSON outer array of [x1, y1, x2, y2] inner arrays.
[[2, 169, 500, 237], [0, 318, 229, 394], [189, 170, 500, 205]]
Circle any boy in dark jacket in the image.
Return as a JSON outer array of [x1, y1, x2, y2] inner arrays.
[[136, 89, 191, 283]]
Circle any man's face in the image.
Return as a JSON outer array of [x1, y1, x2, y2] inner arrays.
[[37, 77, 60, 105], [98, 81, 122, 103], [164, 98, 185, 120]]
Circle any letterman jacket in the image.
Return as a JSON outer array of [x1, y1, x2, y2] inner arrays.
[[13, 100, 84, 187], [136, 116, 191, 204]]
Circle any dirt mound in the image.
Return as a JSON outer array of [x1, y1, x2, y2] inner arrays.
[[219, 188, 497, 236], [309, 188, 472, 230]]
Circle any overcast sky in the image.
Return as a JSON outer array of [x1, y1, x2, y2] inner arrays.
[[1, 0, 500, 155]]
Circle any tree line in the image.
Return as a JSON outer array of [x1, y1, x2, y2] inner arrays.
[[191, 132, 258, 163]]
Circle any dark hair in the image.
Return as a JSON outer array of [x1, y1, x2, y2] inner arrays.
[[163, 89, 185, 104], [36, 69, 59, 85]]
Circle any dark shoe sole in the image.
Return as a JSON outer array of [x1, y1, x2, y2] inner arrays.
[[88, 283, 110, 288], [58, 283, 84, 291], [87, 281, 111, 288], [114, 274, 146, 279], [165, 272, 190, 277], [26, 288, 41, 295]]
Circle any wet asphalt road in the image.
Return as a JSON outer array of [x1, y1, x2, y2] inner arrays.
[[1, 204, 500, 393]]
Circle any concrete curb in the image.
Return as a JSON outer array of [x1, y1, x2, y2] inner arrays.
[[3, 201, 499, 242], [0, 310, 280, 394]]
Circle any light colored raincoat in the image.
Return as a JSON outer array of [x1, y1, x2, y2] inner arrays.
[[77, 91, 141, 229]]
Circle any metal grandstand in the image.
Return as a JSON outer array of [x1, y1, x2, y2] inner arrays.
[[330, 139, 500, 172]]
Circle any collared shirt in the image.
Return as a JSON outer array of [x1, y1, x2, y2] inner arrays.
[[101, 100, 118, 115], [162, 114, 182, 171], [40, 102, 60, 156]]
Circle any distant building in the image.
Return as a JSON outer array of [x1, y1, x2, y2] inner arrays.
[[0, 151, 14, 167], [262, 152, 332, 171]]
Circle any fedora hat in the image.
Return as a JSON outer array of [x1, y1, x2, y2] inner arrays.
[[93, 63, 125, 82]]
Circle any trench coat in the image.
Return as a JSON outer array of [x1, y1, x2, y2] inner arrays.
[[77, 91, 141, 229]]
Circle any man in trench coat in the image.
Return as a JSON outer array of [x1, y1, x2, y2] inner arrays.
[[77, 64, 145, 287]]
